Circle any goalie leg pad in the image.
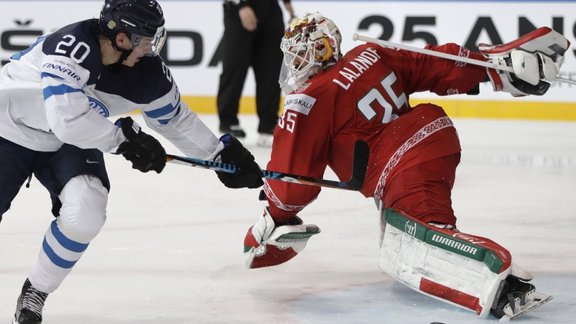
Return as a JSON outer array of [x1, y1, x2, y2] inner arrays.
[[378, 208, 513, 317]]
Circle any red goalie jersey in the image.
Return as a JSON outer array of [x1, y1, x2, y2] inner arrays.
[[264, 43, 489, 224]]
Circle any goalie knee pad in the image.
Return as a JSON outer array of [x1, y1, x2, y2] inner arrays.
[[378, 208, 514, 317], [57, 175, 108, 243]]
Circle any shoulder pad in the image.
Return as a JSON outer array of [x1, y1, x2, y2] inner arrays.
[[42, 19, 102, 84]]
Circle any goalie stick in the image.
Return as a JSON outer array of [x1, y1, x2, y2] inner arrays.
[[352, 33, 576, 85], [167, 140, 369, 191]]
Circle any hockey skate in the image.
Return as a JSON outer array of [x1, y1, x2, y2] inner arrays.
[[490, 275, 552, 320], [13, 278, 49, 324]]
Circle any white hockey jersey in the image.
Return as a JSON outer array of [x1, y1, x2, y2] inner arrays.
[[0, 19, 222, 159]]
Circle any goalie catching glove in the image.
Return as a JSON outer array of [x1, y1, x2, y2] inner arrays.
[[244, 208, 320, 269], [480, 26, 570, 96]]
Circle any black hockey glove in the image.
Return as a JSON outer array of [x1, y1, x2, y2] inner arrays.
[[215, 134, 263, 189], [115, 117, 166, 173]]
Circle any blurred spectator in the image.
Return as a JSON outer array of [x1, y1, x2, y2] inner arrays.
[[217, 0, 295, 147]]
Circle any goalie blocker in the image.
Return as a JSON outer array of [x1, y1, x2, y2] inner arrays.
[[244, 208, 320, 269], [379, 208, 551, 319]]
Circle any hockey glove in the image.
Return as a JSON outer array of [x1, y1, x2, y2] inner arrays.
[[115, 117, 166, 173], [244, 208, 320, 269], [215, 134, 263, 188], [480, 27, 569, 96], [483, 50, 557, 96]]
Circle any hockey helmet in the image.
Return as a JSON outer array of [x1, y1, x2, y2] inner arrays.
[[279, 12, 342, 92], [99, 0, 166, 56]]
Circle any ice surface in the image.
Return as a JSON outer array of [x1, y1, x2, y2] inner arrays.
[[1, 115, 575, 323]]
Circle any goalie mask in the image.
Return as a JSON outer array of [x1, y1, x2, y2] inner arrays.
[[99, 0, 167, 57], [279, 13, 342, 93]]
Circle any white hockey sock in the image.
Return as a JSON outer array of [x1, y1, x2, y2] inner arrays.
[[28, 220, 90, 293], [28, 175, 108, 293]]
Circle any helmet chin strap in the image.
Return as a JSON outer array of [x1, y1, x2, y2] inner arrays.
[[117, 48, 133, 64], [109, 36, 134, 66]]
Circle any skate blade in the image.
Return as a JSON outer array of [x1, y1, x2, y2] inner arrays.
[[499, 292, 553, 321]]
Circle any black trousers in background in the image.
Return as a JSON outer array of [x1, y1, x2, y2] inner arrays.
[[217, 1, 284, 134]]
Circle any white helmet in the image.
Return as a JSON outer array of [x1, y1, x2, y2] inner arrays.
[[279, 12, 342, 93]]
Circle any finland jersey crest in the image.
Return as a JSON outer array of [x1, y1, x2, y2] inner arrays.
[[87, 96, 109, 117]]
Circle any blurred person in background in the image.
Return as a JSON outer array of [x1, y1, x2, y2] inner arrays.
[[217, 0, 295, 147]]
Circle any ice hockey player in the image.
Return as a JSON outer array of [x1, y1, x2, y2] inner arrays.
[[0, 0, 263, 323], [243, 12, 568, 319]]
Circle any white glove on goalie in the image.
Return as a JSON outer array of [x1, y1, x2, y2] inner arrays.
[[243, 208, 320, 269], [480, 27, 570, 96]]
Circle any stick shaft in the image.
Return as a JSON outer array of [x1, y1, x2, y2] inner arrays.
[[167, 140, 369, 191], [353, 33, 576, 85], [353, 33, 513, 72], [166, 154, 364, 191]]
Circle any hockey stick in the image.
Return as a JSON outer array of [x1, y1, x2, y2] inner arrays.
[[166, 140, 369, 191], [352, 33, 576, 85]]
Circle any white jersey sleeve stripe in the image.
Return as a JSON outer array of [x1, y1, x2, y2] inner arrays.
[[43, 84, 84, 101], [143, 97, 181, 119], [157, 106, 180, 125], [40, 71, 64, 80]]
